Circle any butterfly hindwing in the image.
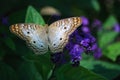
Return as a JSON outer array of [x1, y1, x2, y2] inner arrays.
[[48, 17, 82, 53], [10, 23, 48, 54]]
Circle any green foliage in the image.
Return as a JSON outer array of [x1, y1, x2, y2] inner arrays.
[[103, 15, 118, 29], [81, 59, 120, 80], [55, 64, 107, 80], [91, 0, 100, 12], [25, 6, 45, 25], [98, 31, 118, 48], [98, 30, 120, 61], [17, 61, 43, 80], [25, 54, 53, 80], [0, 62, 18, 80], [105, 42, 120, 61]]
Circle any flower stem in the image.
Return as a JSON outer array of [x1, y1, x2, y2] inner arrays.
[[48, 64, 57, 80]]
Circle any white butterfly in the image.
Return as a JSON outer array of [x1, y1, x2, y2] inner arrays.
[[10, 17, 82, 54]]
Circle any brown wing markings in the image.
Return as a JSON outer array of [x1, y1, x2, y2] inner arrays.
[[65, 17, 82, 35], [48, 17, 82, 53], [56, 17, 82, 52], [59, 17, 82, 50], [10, 23, 48, 54], [10, 24, 26, 40]]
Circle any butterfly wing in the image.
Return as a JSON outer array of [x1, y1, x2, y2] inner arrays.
[[48, 17, 82, 53], [10, 23, 48, 54]]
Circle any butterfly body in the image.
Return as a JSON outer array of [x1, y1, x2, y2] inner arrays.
[[10, 17, 82, 54]]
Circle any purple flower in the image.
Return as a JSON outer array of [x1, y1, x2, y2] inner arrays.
[[51, 52, 66, 65], [69, 44, 83, 66], [90, 35, 96, 43], [51, 17, 102, 66], [92, 19, 102, 27], [70, 29, 79, 37], [81, 16, 89, 26], [93, 48, 102, 59], [80, 38, 90, 47], [91, 43, 98, 51], [92, 19, 102, 30], [75, 34, 83, 44], [81, 26, 90, 33], [65, 42, 74, 51], [113, 23, 120, 32], [74, 32, 98, 55]]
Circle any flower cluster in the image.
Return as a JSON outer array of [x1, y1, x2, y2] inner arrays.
[[80, 16, 90, 33], [51, 16, 102, 66], [92, 19, 102, 30]]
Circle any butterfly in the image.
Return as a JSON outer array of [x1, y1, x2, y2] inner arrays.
[[10, 17, 82, 54]]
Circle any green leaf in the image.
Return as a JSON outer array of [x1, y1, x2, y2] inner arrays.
[[25, 54, 53, 80], [55, 64, 107, 80], [91, 0, 100, 12], [0, 61, 18, 80], [98, 31, 118, 48], [81, 59, 120, 80], [4, 37, 16, 51], [104, 42, 120, 61], [25, 6, 45, 25], [17, 60, 43, 80], [103, 15, 118, 29]]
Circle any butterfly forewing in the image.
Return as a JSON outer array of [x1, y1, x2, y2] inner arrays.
[[10, 23, 48, 54], [48, 17, 82, 53]]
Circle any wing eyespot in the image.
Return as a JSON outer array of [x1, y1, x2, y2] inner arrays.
[[64, 27, 67, 29], [60, 38, 62, 40], [41, 45, 43, 47], [33, 41, 36, 43], [27, 32, 30, 34]]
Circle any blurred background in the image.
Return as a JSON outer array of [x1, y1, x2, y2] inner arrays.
[[0, 0, 120, 80]]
